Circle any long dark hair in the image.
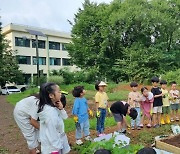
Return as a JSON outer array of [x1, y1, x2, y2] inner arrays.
[[38, 82, 57, 112]]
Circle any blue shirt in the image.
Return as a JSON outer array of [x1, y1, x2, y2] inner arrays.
[[72, 97, 89, 123]]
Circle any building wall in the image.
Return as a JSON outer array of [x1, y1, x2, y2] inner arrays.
[[2, 23, 78, 84]]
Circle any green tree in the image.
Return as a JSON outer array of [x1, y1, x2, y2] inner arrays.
[[0, 22, 23, 86], [68, 0, 180, 82]]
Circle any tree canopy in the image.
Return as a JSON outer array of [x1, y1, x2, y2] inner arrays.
[[68, 0, 180, 83], [0, 22, 23, 86]]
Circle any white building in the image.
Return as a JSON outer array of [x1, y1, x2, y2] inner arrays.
[[2, 23, 77, 84]]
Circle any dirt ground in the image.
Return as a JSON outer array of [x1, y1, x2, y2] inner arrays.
[[163, 134, 180, 148], [0, 94, 180, 154], [0, 95, 117, 154], [0, 95, 28, 154]]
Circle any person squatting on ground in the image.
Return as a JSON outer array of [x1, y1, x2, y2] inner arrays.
[[128, 82, 142, 130], [14, 94, 40, 154], [140, 87, 154, 128], [151, 76, 163, 128], [169, 81, 180, 122], [95, 81, 111, 137], [160, 80, 171, 125], [38, 82, 70, 154], [72, 86, 93, 145], [110, 101, 138, 134]]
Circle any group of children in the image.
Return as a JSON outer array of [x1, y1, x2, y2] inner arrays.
[[13, 77, 179, 153], [72, 77, 180, 145]]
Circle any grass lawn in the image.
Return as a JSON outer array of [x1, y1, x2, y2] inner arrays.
[[6, 82, 130, 105]]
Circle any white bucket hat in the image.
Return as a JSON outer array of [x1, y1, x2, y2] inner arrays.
[[98, 81, 107, 86]]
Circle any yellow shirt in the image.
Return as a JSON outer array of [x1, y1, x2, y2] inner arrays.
[[161, 88, 170, 106], [95, 91, 109, 109]]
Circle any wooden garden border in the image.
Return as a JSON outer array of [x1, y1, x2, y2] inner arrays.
[[156, 135, 180, 154]]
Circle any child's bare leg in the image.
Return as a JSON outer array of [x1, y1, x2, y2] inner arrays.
[[157, 113, 161, 125], [140, 115, 144, 125], [175, 110, 178, 117], [117, 122, 122, 132], [148, 115, 152, 125], [175, 110, 179, 120], [153, 113, 157, 126]]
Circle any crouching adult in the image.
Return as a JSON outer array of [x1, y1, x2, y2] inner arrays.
[[110, 101, 138, 133], [14, 94, 40, 154]]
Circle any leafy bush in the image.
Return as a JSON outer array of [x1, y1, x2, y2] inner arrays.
[[162, 69, 180, 85], [33, 75, 47, 86], [48, 75, 64, 85], [51, 68, 97, 84], [78, 137, 144, 154]]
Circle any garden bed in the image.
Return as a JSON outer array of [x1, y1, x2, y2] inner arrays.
[[156, 134, 180, 154]]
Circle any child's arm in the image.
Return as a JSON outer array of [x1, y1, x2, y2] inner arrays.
[[127, 93, 131, 104], [59, 109, 68, 120], [123, 116, 130, 128], [72, 100, 79, 116], [154, 94, 163, 98], [95, 94, 99, 111], [151, 88, 162, 98]]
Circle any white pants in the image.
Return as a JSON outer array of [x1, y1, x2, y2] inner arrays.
[[13, 107, 39, 150]]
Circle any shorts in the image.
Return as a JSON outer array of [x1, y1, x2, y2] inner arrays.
[[112, 113, 123, 122], [171, 104, 179, 110], [162, 106, 170, 114], [153, 106, 162, 113]]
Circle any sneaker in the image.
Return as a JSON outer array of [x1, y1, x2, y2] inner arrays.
[[98, 133, 105, 137], [137, 127, 141, 130], [76, 139, 83, 145], [84, 136, 92, 141], [153, 124, 160, 128], [175, 117, 179, 121], [146, 124, 151, 128], [122, 130, 126, 134], [170, 118, 174, 122], [139, 124, 144, 128], [131, 127, 135, 130]]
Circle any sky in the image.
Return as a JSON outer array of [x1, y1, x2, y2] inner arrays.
[[0, 0, 112, 33]]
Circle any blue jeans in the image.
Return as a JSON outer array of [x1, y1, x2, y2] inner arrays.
[[76, 119, 90, 139], [96, 108, 106, 134], [131, 107, 141, 127]]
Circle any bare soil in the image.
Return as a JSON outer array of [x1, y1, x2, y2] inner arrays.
[[0, 95, 180, 154], [162, 134, 180, 148]]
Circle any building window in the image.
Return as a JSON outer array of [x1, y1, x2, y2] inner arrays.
[[15, 37, 30, 47], [49, 41, 60, 50], [33, 57, 46, 65], [32, 40, 46, 49], [16, 55, 31, 64], [50, 58, 61, 66], [62, 43, 68, 51], [62, 58, 71, 66]]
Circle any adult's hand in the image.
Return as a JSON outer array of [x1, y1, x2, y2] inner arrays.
[[30, 118, 40, 129]]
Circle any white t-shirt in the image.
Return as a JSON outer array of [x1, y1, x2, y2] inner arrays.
[[15, 96, 39, 120]]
